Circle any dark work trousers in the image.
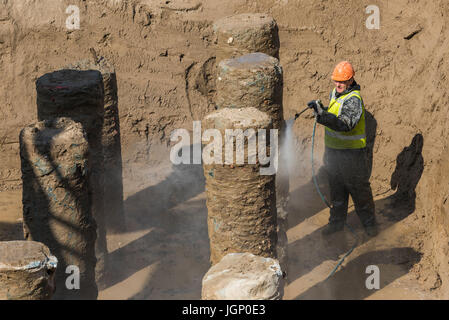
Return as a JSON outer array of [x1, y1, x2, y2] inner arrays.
[[323, 146, 376, 228]]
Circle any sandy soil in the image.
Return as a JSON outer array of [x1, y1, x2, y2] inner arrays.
[[0, 149, 437, 299], [1, 0, 448, 299]]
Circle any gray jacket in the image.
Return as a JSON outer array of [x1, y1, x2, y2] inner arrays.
[[316, 81, 363, 132]]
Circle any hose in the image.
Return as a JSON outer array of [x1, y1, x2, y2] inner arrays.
[[311, 118, 359, 281]]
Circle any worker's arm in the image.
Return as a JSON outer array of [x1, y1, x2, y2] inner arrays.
[[316, 96, 363, 132]]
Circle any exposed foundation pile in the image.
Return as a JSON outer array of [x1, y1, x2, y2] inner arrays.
[[200, 13, 288, 300], [0, 241, 57, 300], [202, 107, 277, 265], [65, 58, 125, 234], [35, 69, 107, 284], [213, 13, 288, 275], [215, 51, 288, 273], [20, 118, 97, 299], [216, 52, 284, 128], [213, 13, 280, 62]]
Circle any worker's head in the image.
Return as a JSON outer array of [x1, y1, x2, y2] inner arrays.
[[332, 61, 355, 93]]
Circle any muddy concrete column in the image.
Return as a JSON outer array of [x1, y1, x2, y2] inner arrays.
[[213, 13, 280, 62], [216, 53, 283, 126], [0, 241, 57, 300], [215, 52, 288, 273], [202, 107, 277, 265], [35, 69, 107, 283], [20, 118, 97, 299], [65, 58, 125, 234]]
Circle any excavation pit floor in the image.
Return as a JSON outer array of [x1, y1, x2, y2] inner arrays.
[[0, 160, 437, 300]]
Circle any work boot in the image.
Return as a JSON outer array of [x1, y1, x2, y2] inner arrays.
[[364, 224, 379, 237], [321, 223, 344, 236]]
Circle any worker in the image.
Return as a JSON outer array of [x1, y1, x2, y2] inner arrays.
[[307, 61, 378, 237]]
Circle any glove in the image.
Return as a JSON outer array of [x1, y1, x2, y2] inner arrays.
[[307, 100, 324, 116]]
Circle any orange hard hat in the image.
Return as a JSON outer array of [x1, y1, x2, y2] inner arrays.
[[332, 61, 355, 81]]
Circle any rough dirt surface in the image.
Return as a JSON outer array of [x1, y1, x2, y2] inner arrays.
[[0, 0, 448, 299]]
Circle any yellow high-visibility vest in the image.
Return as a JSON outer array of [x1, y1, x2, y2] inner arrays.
[[325, 88, 366, 149]]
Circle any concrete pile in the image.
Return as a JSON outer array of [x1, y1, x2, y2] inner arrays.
[[213, 13, 280, 62], [202, 107, 277, 265], [0, 241, 57, 300], [65, 58, 125, 234], [35, 69, 107, 285], [20, 118, 98, 299]]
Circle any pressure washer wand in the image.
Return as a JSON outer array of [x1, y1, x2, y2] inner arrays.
[[294, 106, 310, 120]]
